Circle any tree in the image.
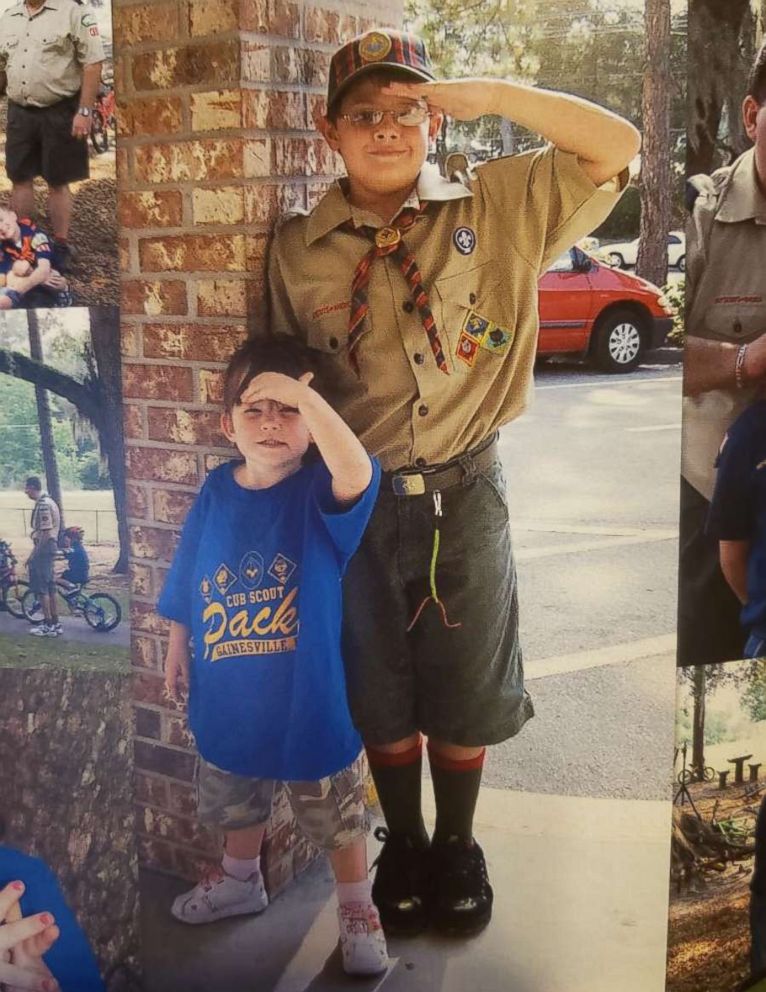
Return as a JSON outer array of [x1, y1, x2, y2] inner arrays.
[[0, 310, 128, 572], [636, 0, 672, 288]]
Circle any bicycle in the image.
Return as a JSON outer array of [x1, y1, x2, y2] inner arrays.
[[21, 580, 121, 632], [91, 86, 116, 154], [0, 541, 29, 619]]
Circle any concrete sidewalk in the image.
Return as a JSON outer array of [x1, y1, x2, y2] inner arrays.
[[140, 787, 671, 992]]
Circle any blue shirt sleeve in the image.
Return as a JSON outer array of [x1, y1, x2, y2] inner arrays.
[[708, 417, 755, 542], [311, 456, 381, 568], [157, 485, 208, 626], [0, 847, 105, 992]]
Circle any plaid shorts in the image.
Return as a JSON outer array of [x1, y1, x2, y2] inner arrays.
[[342, 454, 534, 746], [196, 753, 368, 851]]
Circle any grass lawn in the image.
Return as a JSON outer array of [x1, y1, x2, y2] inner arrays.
[[0, 490, 118, 543], [0, 630, 129, 672]]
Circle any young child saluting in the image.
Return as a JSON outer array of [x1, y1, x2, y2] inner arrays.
[[158, 337, 388, 976], [268, 29, 640, 936]]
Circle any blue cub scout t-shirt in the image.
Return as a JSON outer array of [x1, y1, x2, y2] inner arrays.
[[0, 846, 105, 992], [708, 399, 766, 633], [158, 458, 380, 780]]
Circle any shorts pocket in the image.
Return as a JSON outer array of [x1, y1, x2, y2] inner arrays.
[[476, 460, 510, 518]]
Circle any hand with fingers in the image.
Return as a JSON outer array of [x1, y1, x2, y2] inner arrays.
[[0, 882, 59, 992], [382, 79, 488, 121], [238, 371, 315, 411]]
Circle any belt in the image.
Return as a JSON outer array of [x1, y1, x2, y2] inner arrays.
[[382, 434, 498, 496]]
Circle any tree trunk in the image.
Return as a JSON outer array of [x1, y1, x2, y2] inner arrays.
[[88, 308, 128, 574], [27, 312, 64, 534], [692, 665, 707, 777], [636, 0, 672, 288]]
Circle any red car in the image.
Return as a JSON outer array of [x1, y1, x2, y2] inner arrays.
[[538, 246, 675, 373]]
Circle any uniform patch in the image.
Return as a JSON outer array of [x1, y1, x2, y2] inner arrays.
[[456, 331, 480, 367], [268, 553, 297, 586], [481, 326, 512, 354], [199, 575, 213, 603], [239, 551, 264, 589], [359, 32, 392, 62], [312, 300, 350, 319], [213, 562, 237, 596], [81, 12, 97, 26], [453, 227, 476, 255], [89, 26, 99, 36], [463, 311, 490, 339]]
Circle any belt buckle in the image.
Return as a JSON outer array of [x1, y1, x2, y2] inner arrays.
[[391, 473, 426, 496]]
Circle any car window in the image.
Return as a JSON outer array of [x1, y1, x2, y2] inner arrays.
[[547, 252, 575, 273]]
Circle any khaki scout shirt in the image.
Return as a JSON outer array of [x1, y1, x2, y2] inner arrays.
[[681, 148, 766, 501], [30, 492, 60, 543], [269, 146, 624, 471], [0, 0, 104, 108]]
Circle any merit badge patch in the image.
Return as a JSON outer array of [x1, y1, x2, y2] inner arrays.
[[239, 551, 265, 590], [463, 311, 490, 340], [268, 553, 297, 586], [456, 331, 480, 367], [480, 325, 512, 355], [359, 32, 392, 62], [213, 562, 237, 597], [453, 227, 476, 255], [81, 12, 97, 26], [199, 575, 213, 604]]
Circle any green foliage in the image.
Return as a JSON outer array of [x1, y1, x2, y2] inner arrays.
[[704, 711, 736, 746], [742, 665, 766, 723], [662, 277, 685, 345], [592, 185, 641, 240]]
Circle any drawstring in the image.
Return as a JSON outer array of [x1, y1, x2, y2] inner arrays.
[[406, 490, 461, 631]]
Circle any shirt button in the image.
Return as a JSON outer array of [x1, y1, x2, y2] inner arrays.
[[415, 457, 427, 468], [413, 352, 424, 365], [418, 404, 428, 417], [469, 292, 477, 305], [329, 336, 338, 349], [402, 300, 414, 313]]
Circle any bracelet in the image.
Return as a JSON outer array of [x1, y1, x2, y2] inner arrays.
[[735, 343, 749, 390]]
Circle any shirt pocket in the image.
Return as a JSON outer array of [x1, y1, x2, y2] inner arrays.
[[702, 300, 766, 344], [433, 259, 514, 373]]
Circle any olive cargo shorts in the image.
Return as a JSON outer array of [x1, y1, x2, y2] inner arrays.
[[342, 456, 534, 746]]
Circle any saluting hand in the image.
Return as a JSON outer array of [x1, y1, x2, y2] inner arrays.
[[238, 372, 315, 411], [383, 79, 492, 122]]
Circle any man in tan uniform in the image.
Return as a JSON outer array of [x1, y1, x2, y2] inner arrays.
[[269, 29, 638, 936], [679, 39, 766, 667], [0, 0, 104, 272]]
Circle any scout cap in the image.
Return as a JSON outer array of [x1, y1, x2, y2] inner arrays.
[[327, 29, 435, 112]]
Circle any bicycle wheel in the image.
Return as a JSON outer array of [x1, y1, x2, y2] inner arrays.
[[703, 766, 716, 783], [3, 579, 29, 619], [90, 117, 109, 154], [83, 593, 121, 632], [21, 587, 44, 623]]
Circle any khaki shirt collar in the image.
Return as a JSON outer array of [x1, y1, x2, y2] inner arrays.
[[304, 162, 473, 246], [717, 148, 766, 224]]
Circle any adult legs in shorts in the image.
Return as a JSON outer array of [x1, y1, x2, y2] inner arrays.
[[343, 456, 532, 935]]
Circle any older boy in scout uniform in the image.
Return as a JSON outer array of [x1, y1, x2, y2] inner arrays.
[[678, 39, 766, 668], [268, 29, 639, 935], [0, 0, 104, 272]]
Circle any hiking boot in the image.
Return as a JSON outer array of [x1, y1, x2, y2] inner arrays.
[[371, 826, 431, 935], [337, 901, 389, 976], [430, 836, 493, 936], [171, 864, 268, 924]]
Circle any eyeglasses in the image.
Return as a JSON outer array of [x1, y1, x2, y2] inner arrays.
[[338, 107, 431, 128]]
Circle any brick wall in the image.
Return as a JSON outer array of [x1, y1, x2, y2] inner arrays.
[[116, 0, 403, 890]]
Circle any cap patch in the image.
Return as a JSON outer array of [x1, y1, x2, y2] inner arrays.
[[359, 32, 393, 62]]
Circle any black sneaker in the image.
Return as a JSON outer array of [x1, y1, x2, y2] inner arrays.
[[371, 826, 431, 936], [430, 836, 493, 936]]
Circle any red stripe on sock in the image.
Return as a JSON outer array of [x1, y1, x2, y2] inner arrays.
[[366, 739, 422, 768], [427, 745, 486, 772]]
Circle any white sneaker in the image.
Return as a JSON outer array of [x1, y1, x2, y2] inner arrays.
[[171, 865, 268, 924], [48, 622, 62, 636], [29, 624, 51, 637], [338, 902, 389, 976]]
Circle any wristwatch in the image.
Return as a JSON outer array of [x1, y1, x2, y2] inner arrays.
[[77, 107, 91, 117]]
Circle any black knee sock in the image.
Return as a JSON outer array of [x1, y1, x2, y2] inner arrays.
[[366, 739, 429, 845], [428, 744, 485, 844]]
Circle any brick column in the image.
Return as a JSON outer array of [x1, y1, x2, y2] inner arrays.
[[115, 0, 403, 891]]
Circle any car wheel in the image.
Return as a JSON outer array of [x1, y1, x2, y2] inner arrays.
[[593, 309, 644, 373], [677, 254, 685, 272], [607, 252, 625, 268]]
